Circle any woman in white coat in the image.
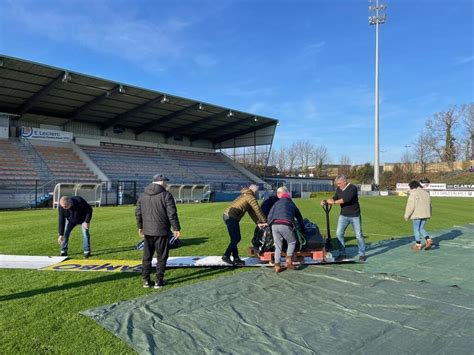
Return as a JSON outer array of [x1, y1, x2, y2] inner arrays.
[[404, 180, 433, 251]]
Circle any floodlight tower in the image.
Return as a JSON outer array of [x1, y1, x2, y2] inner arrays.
[[369, 0, 386, 186]]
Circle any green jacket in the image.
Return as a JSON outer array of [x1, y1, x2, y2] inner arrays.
[[224, 188, 267, 223]]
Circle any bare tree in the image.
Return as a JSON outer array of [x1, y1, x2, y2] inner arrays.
[[425, 106, 460, 165], [400, 151, 415, 176], [273, 146, 288, 174], [412, 131, 434, 174], [287, 143, 298, 176], [312, 145, 329, 177], [460, 103, 474, 160], [339, 154, 352, 176], [294, 140, 313, 176]]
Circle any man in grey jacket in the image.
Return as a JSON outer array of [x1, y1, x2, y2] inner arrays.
[[136, 174, 181, 288]]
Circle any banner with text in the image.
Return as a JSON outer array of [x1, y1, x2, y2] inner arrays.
[[20, 127, 73, 142], [396, 183, 447, 191]]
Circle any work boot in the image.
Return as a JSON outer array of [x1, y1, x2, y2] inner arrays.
[[411, 243, 422, 251], [425, 238, 433, 250], [233, 258, 245, 266], [274, 264, 282, 273], [221, 256, 233, 265], [285, 256, 295, 270]]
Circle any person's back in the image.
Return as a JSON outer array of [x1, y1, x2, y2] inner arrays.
[[224, 187, 266, 223], [267, 196, 305, 231], [137, 183, 180, 236], [135, 174, 180, 289], [58, 196, 92, 226], [404, 180, 433, 251], [261, 195, 279, 217], [406, 187, 431, 220]]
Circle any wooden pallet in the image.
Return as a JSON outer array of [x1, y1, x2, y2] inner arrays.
[[249, 247, 326, 262]]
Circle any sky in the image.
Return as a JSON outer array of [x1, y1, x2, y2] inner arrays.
[[0, 0, 473, 164]]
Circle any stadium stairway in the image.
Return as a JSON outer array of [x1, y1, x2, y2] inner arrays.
[[10, 139, 54, 182]]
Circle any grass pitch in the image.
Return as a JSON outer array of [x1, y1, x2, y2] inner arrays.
[[0, 196, 473, 353]]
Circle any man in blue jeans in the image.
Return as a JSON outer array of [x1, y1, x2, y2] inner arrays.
[[320, 175, 366, 262], [57, 196, 93, 258]]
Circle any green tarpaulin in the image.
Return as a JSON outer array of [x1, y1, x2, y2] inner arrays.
[[83, 225, 474, 354]]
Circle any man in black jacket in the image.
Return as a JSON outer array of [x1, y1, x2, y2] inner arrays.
[[57, 196, 93, 258], [135, 174, 181, 289]]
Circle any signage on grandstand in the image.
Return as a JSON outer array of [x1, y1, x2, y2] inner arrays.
[[20, 127, 73, 142]]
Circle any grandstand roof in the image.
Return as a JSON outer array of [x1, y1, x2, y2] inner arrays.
[[0, 55, 278, 146]]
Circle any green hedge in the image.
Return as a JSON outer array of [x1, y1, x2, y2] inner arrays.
[[309, 191, 335, 199]]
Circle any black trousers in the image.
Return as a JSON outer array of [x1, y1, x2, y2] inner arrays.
[[142, 234, 169, 281], [223, 215, 241, 259]]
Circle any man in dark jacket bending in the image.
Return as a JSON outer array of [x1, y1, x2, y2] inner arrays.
[[57, 195, 93, 258], [267, 186, 305, 272], [136, 174, 181, 289]]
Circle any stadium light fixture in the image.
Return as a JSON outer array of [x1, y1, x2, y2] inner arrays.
[[253, 116, 259, 122], [369, 0, 387, 187], [118, 85, 126, 94], [62, 71, 71, 83], [161, 95, 169, 103], [227, 110, 234, 118], [198, 103, 203, 110]]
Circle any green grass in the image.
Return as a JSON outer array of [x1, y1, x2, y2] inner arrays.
[[1, 197, 473, 353]]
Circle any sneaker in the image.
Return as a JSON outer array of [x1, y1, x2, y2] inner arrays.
[[233, 258, 245, 266], [83, 252, 91, 259], [411, 243, 423, 251], [425, 238, 433, 250], [274, 264, 282, 273], [60, 251, 68, 257], [335, 254, 346, 262], [359, 255, 367, 262], [143, 279, 152, 288], [154, 279, 166, 289], [221, 256, 234, 265]]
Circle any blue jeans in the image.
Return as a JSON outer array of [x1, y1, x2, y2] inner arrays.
[[223, 214, 241, 259], [412, 219, 429, 242], [336, 215, 366, 256], [60, 220, 91, 254]]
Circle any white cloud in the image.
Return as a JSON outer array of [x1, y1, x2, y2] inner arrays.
[[300, 41, 326, 58], [1, 0, 219, 73], [454, 55, 474, 66]]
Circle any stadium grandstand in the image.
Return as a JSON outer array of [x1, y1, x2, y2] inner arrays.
[[0, 55, 279, 208]]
